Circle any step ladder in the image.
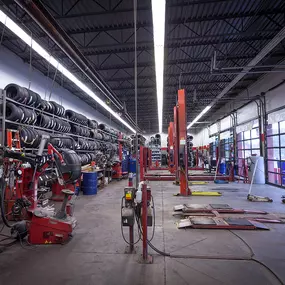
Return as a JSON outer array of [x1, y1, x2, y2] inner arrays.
[[6, 129, 21, 150]]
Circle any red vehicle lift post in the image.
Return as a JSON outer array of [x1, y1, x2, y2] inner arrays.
[[177, 89, 190, 196], [140, 145, 144, 182], [173, 106, 179, 184], [168, 122, 175, 173]]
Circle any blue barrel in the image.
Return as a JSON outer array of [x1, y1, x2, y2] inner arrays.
[[219, 163, 226, 175], [82, 172, 98, 195], [129, 158, 136, 173]]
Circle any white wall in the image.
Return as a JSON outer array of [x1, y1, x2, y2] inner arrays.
[[192, 128, 209, 146], [0, 47, 124, 131]]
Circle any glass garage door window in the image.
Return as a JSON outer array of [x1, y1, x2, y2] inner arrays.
[[237, 122, 260, 175], [266, 120, 285, 187]]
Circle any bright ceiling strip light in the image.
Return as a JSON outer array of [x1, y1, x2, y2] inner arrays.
[[151, 0, 165, 134], [187, 106, 211, 129], [0, 10, 136, 133]]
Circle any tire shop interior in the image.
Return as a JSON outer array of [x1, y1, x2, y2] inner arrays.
[[1, 0, 285, 284]]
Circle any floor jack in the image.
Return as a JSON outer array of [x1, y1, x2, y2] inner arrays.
[[3, 136, 80, 244], [172, 89, 221, 197]]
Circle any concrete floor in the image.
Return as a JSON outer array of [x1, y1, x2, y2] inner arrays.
[[0, 176, 285, 285]]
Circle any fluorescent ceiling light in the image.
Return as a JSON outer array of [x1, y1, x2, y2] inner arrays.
[[0, 10, 136, 133], [187, 105, 211, 129], [151, 0, 165, 134]]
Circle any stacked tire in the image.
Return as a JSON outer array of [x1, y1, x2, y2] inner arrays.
[[187, 135, 194, 167], [66, 110, 88, 125], [5, 84, 42, 108], [20, 127, 43, 148]]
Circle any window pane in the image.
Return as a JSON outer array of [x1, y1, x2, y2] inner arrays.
[[252, 120, 259, 128], [267, 148, 275, 159], [267, 160, 278, 172], [271, 148, 280, 160], [237, 141, 243, 150], [281, 135, 285, 147], [251, 128, 259, 139], [244, 140, 251, 149], [281, 148, 285, 160], [267, 135, 279, 147], [251, 139, 260, 149], [251, 149, 260, 156], [268, 172, 281, 185], [267, 123, 279, 135], [280, 121, 285, 134], [244, 150, 251, 158], [244, 130, 251, 140], [237, 132, 243, 141]]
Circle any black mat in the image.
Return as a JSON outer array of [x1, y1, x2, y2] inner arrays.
[[224, 218, 253, 226], [210, 204, 232, 209], [191, 217, 217, 225]]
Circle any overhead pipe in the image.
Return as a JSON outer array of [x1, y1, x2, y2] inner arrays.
[[14, 0, 140, 132], [211, 50, 285, 74], [208, 24, 285, 108]]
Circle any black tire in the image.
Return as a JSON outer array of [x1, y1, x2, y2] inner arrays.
[[18, 106, 30, 124], [88, 119, 98, 129], [4, 84, 29, 104], [59, 149, 81, 182], [66, 110, 76, 122], [37, 113, 50, 128], [4, 102, 24, 122]]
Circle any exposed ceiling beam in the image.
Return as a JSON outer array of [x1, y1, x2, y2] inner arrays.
[[95, 52, 285, 70], [210, 24, 285, 114], [19, 0, 233, 22], [112, 82, 247, 91], [18, 8, 285, 36], [45, 30, 279, 56], [106, 76, 255, 83]]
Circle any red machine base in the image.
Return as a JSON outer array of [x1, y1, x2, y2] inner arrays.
[[51, 183, 75, 202], [28, 215, 76, 244]]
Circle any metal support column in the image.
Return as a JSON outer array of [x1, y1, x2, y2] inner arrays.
[[173, 106, 179, 184], [177, 89, 189, 196], [140, 145, 144, 182]]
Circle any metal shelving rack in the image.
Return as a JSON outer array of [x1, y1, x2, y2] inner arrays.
[[0, 90, 120, 154], [0, 89, 124, 190], [150, 146, 161, 164]]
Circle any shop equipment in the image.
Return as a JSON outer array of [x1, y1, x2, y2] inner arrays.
[[1, 135, 81, 244], [121, 181, 153, 263], [247, 157, 273, 202]]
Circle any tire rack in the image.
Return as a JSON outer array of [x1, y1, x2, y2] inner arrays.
[[0, 89, 121, 189]]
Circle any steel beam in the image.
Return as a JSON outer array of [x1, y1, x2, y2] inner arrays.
[[44, 31, 279, 55], [106, 75, 255, 83], [45, 8, 285, 35], [94, 52, 285, 71]]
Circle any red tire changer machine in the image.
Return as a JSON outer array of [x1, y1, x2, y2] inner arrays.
[[1, 135, 81, 244]]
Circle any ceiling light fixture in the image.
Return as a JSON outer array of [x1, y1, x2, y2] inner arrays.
[[151, 0, 165, 134], [187, 105, 211, 129], [0, 10, 136, 133]]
